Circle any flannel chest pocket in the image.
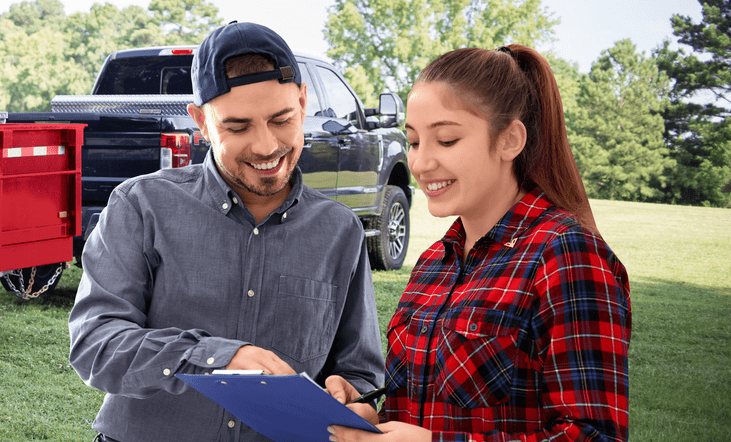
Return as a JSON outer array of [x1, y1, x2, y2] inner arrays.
[[435, 307, 519, 409]]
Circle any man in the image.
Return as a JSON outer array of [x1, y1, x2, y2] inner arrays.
[[69, 21, 384, 442]]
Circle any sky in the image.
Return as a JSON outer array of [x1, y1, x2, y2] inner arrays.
[[0, 0, 705, 73]]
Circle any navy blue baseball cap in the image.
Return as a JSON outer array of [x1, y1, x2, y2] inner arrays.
[[192, 21, 302, 106]]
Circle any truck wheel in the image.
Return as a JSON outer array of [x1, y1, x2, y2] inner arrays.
[[1, 263, 65, 299], [368, 185, 410, 270]]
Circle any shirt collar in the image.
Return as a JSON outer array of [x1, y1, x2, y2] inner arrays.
[[204, 149, 302, 217], [440, 186, 553, 259]]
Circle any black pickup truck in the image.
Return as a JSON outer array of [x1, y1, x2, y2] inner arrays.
[[5, 46, 412, 294]]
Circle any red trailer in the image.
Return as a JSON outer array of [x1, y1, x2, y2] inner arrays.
[[0, 118, 84, 299]]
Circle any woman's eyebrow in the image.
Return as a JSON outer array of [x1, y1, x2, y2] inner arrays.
[[405, 120, 461, 131]]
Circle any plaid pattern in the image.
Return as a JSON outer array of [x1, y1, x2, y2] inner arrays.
[[380, 188, 631, 442]]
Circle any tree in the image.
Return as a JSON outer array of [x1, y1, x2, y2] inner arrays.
[[654, 0, 731, 207], [324, 0, 558, 105], [2, 0, 65, 33], [0, 18, 89, 111], [0, 0, 222, 112], [569, 39, 673, 201], [149, 0, 222, 46]]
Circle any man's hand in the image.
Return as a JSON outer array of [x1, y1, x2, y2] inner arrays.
[[325, 375, 379, 425], [225, 345, 296, 375]]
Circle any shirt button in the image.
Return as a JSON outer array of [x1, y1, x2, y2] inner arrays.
[[253, 227, 259, 235], [228, 420, 235, 428], [232, 197, 238, 205], [207, 357, 215, 365], [222, 203, 229, 210], [163, 368, 171, 376], [421, 325, 428, 334], [283, 212, 287, 219], [469, 323, 478, 332], [247, 290, 255, 298]]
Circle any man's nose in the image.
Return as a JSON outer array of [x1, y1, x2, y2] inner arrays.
[[249, 126, 280, 157]]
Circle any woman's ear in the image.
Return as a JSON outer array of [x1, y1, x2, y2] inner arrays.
[[498, 119, 526, 162]]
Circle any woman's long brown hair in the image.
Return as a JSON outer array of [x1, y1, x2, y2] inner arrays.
[[414, 45, 598, 234]]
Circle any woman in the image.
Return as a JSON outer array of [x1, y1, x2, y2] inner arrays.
[[327, 45, 631, 442]]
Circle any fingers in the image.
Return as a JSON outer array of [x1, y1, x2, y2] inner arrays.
[[325, 375, 358, 404], [345, 402, 379, 425], [328, 425, 375, 442], [225, 345, 296, 375]]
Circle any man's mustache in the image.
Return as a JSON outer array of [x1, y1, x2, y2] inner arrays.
[[237, 146, 293, 164]]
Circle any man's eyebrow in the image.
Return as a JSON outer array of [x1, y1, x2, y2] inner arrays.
[[220, 108, 295, 125], [220, 117, 252, 125], [405, 120, 461, 131], [269, 108, 295, 120]]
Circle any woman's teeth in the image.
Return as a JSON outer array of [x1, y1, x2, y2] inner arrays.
[[427, 180, 453, 191]]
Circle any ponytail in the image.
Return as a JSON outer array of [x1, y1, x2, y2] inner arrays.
[[415, 46, 599, 234], [508, 44, 598, 234]]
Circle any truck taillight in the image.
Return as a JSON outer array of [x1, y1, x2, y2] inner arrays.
[[160, 133, 191, 168]]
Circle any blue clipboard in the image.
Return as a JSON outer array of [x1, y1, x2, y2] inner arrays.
[[176, 372, 381, 442]]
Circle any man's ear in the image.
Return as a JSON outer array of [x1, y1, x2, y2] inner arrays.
[[498, 119, 526, 162], [298, 82, 308, 124], [187, 103, 209, 139]]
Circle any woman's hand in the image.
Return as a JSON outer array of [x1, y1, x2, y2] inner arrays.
[[325, 375, 379, 425], [327, 421, 431, 442]]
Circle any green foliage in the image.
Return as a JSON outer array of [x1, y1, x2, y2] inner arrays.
[[654, 0, 731, 208], [323, 0, 558, 104], [569, 39, 673, 201], [0, 0, 222, 112], [149, 0, 223, 45]]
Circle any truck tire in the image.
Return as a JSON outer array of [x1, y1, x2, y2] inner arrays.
[[1, 263, 65, 299], [368, 185, 410, 270]]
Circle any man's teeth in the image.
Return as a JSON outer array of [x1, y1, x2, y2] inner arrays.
[[251, 158, 281, 170], [427, 180, 453, 191]]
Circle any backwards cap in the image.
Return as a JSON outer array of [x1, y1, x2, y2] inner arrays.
[[192, 21, 301, 106]]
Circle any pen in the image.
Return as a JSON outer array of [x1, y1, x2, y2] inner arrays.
[[349, 387, 387, 404]]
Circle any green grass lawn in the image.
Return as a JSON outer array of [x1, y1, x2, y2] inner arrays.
[[1, 193, 729, 441]]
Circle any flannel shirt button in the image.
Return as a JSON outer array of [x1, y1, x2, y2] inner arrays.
[[421, 325, 428, 333], [228, 420, 235, 428], [253, 228, 259, 235], [162, 368, 171, 376], [469, 323, 478, 332], [222, 203, 229, 210], [207, 357, 215, 365]]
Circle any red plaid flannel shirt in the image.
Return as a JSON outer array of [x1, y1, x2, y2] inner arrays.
[[380, 188, 631, 442]]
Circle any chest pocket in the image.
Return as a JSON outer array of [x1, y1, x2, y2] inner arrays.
[[435, 307, 519, 409], [271, 276, 337, 363]]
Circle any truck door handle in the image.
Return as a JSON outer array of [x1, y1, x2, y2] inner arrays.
[[338, 137, 352, 147]]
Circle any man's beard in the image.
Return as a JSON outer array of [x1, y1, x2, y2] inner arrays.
[[216, 146, 297, 197]]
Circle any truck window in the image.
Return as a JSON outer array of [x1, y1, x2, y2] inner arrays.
[[95, 55, 195, 95], [316, 67, 359, 125], [161, 67, 193, 94], [299, 62, 321, 117]]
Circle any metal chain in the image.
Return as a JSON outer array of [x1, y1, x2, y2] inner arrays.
[[2, 264, 65, 300]]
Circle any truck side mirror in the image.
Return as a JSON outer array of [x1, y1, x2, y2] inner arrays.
[[378, 93, 405, 128], [322, 120, 356, 135]]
